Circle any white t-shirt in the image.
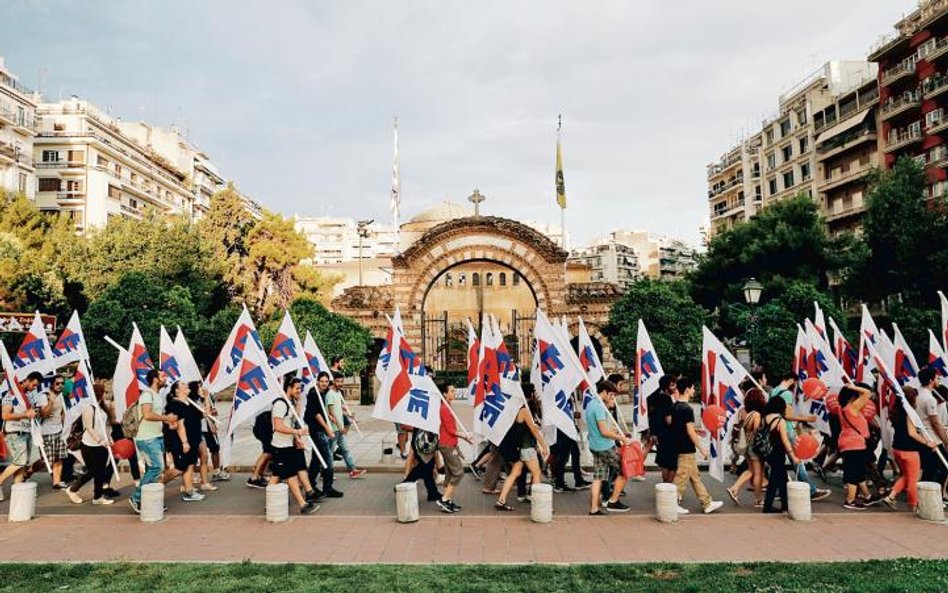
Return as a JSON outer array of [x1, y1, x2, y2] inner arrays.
[[914, 387, 939, 441], [81, 404, 109, 448], [270, 398, 296, 449]]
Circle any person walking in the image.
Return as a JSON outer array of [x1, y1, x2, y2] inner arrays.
[[436, 383, 471, 513], [882, 386, 937, 511], [305, 372, 341, 498], [672, 377, 724, 514], [163, 381, 206, 502], [495, 385, 549, 512], [726, 386, 766, 507], [129, 370, 177, 514], [647, 375, 679, 490], [39, 374, 68, 489], [0, 372, 44, 501], [270, 376, 320, 515], [915, 367, 948, 489], [326, 372, 366, 479], [65, 387, 113, 505], [761, 396, 800, 513], [838, 384, 878, 510], [771, 372, 830, 502], [584, 381, 632, 515]]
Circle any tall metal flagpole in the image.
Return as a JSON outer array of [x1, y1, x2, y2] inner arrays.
[[556, 114, 566, 250], [391, 116, 400, 233]]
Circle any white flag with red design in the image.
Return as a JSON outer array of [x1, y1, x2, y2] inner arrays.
[[206, 305, 264, 395], [374, 307, 403, 382], [576, 317, 604, 413], [13, 311, 54, 380], [632, 319, 664, 434], [701, 326, 749, 407], [891, 323, 920, 388], [173, 327, 204, 384], [536, 309, 580, 442], [928, 330, 948, 388], [52, 310, 90, 369], [372, 317, 440, 434]]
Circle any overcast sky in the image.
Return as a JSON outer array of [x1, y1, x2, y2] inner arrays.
[[6, 0, 917, 246]]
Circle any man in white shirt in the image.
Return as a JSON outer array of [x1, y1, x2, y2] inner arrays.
[[915, 367, 948, 485], [0, 372, 44, 501]]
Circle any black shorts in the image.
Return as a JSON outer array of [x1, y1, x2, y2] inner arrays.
[[656, 444, 678, 471], [842, 449, 868, 485], [203, 431, 220, 454], [170, 445, 199, 472], [271, 446, 306, 480]]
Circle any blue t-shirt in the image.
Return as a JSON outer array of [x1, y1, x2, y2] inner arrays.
[[584, 398, 614, 452]]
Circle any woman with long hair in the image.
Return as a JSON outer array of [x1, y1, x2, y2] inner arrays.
[[837, 384, 877, 510], [65, 384, 113, 505], [495, 384, 549, 511], [761, 396, 800, 514], [883, 386, 938, 511], [726, 387, 767, 507]]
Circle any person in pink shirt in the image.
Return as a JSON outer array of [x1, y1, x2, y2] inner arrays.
[[837, 384, 879, 510], [436, 383, 471, 513]]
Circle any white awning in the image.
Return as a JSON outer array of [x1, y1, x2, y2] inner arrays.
[[815, 109, 872, 145]]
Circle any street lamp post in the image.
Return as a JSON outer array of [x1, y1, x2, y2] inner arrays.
[[743, 277, 763, 367], [357, 219, 374, 286]]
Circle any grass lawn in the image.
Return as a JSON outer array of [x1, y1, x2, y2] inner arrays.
[[2, 559, 947, 592]]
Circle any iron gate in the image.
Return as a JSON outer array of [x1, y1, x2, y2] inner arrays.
[[510, 308, 536, 371], [420, 310, 448, 372]]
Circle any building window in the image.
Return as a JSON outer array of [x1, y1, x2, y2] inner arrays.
[[797, 109, 807, 125], [486, 273, 493, 286], [472, 273, 480, 287], [754, 185, 762, 201], [766, 152, 776, 169], [513, 273, 521, 286], [765, 129, 775, 144], [768, 178, 778, 195], [783, 171, 795, 189], [781, 144, 792, 162], [38, 178, 61, 192], [801, 163, 810, 181], [799, 137, 808, 154], [53, 122, 65, 132], [18, 173, 27, 193], [499, 272, 507, 286], [780, 119, 792, 137], [42, 150, 60, 163], [107, 185, 122, 200], [444, 273, 452, 287]]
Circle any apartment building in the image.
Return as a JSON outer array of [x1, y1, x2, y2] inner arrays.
[[0, 57, 37, 199], [568, 241, 641, 289], [295, 216, 399, 265], [869, 0, 948, 200], [658, 238, 698, 279], [813, 78, 880, 235], [707, 61, 877, 238], [580, 230, 697, 283]]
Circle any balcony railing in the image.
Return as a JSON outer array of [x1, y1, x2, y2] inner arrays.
[[881, 92, 921, 119], [926, 36, 948, 61], [0, 76, 35, 97], [882, 59, 917, 86], [924, 73, 948, 99], [819, 165, 872, 192], [885, 127, 924, 152], [0, 142, 15, 161], [56, 191, 85, 201]]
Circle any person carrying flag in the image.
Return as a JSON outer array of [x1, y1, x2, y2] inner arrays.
[[327, 372, 366, 480], [38, 374, 68, 490], [0, 371, 44, 501], [305, 372, 341, 499], [129, 370, 177, 514], [915, 366, 948, 487], [270, 376, 320, 515], [585, 381, 632, 515]]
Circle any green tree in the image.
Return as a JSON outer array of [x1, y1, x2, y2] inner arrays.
[[83, 272, 200, 376], [606, 279, 708, 376], [689, 193, 846, 311]]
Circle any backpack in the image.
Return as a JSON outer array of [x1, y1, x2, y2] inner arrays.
[[121, 400, 143, 439], [413, 430, 439, 456], [65, 419, 84, 451], [253, 408, 275, 443], [752, 417, 777, 458]]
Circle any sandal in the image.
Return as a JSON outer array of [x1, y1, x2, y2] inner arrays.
[[495, 500, 515, 511], [726, 488, 740, 506]]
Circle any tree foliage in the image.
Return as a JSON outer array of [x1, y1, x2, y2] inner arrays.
[[606, 279, 707, 377]]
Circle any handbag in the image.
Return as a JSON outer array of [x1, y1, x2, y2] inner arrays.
[[619, 441, 645, 478]]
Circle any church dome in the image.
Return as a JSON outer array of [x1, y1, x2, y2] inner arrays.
[[408, 200, 474, 224]]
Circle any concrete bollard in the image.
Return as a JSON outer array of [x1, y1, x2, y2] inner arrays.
[[8, 482, 37, 522], [655, 482, 679, 523], [530, 483, 553, 523], [140, 483, 165, 523], [381, 433, 396, 464], [787, 481, 811, 521], [917, 481, 945, 522], [265, 483, 289, 523], [395, 482, 419, 523]]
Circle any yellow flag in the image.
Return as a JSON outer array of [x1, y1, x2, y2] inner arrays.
[[555, 138, 566, 209]]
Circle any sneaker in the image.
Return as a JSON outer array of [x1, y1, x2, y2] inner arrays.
[[864, 494, 884, 507], [199, 483, 219, 492], [52, 482, 69, 491], [811, 489, 831, 502], [92, 497, 114, 505], [436, 499, 455, 513], [182, 490, 206, 502], [589, 508, 607, 516], [882, 497, 897, 510], [449, 500, 463, 512], [574, 480, 591, 491], [631, 475, 647, 482], [66, 489, 83, 504], [604, 500, 630, 512], [516, 495, 531, 503], [843, 500, 866, 511], [348, 468, 367, 479], [245, 477, 268, 489], [103, 488, 121, 499], [553, 485, 575, 493], [129, 498, 141, 514], [306, 489, 326, 503], [676, 505, 691, 515], [703, 500, 724, 514], [325, 488, 344, 498], [301, 501, 320, 515], [211, 471, 231, 482]]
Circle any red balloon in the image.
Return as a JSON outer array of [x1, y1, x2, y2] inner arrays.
[[111, 438, 136, 460], [802, 378, 828, 401], [825, 393, 840, 415], [793, 433, 819, 460], [701, 405, 726, 433]]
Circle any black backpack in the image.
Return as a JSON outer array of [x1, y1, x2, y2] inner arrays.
[[253, 408, 274, 443], [752, 417, 778, 458]]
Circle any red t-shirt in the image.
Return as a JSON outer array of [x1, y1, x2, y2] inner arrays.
[[439, 402, 458, 447]]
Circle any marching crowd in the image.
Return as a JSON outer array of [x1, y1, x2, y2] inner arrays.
[[3, 358, 948, 518]]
